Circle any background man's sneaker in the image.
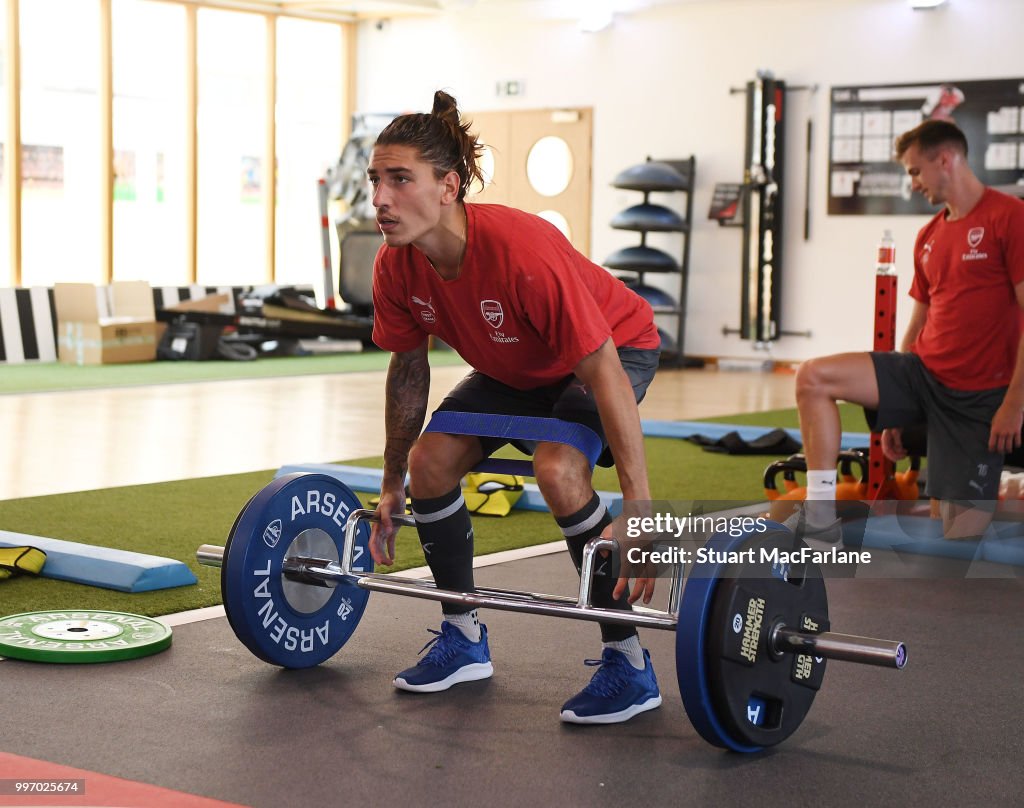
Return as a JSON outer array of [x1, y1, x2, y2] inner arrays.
[[782, 506, 844, 550], [560, 648, 661, 724], [393, 621, 493, 693]]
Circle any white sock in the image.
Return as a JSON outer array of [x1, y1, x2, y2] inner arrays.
[[445, 610, 481, 643], [604, 635, 645, 669], [805, 470, 838, 527]]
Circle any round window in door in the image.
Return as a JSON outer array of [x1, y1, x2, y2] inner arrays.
[[526, 136, 574, 197]]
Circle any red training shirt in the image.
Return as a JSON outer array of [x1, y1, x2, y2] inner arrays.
[[909, 188, 1024, 391], [372, 203, 659, 390]]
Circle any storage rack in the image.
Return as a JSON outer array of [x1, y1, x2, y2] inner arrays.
[[604, 156, 696, 366]]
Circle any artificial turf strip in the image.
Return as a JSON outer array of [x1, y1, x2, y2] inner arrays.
[[699, 402, 871, 432], [0, 434, 782, 619], [0, 350, 468, 395]]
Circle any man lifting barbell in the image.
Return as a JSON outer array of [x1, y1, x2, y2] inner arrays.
[[366, 90, 663, 724], [196, 94, 911, 746]]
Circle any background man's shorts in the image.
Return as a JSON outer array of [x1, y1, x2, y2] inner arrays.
[[868, 351, 1006, 501], [435, 346, 659, 468]]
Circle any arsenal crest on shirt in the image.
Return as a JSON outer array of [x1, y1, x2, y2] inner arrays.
[[480, 300, 504, 329]]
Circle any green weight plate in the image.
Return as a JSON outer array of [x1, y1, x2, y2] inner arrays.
[[0, 611, 173, 663]]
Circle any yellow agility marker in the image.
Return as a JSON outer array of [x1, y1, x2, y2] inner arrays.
[[463, 472, 524, 517]]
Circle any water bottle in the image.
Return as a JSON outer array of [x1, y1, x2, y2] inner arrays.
[[876, 229, 896, 275]]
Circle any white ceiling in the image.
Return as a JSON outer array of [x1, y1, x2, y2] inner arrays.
[[246, 0, 706, 23]]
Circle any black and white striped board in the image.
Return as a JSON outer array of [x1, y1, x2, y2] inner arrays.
[[152, 285, 241, 313], [0, 287, 57, 363]]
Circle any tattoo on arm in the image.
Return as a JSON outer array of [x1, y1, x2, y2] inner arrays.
[[383, 348, 430, 483]]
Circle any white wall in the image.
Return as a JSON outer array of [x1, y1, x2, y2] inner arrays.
[[356, 0, 1024, 362]]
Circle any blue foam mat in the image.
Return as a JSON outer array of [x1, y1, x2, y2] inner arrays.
[[0, 530, 197, 592], [858, 514, 1024, 564], [982, 535, 1024, 565], [275, 463, 623, 517], [640, 419, 869, 449], [859, 515, 983, 560]]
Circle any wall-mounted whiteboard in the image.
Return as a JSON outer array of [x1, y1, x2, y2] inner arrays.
[[828, 77, 1024, 215]]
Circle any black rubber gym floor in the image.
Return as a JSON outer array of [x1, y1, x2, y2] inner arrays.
[[2, 551, 1022, 808]]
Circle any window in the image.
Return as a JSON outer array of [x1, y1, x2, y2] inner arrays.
[[274, 17, 343, 303], [0, 1, 8, 283], [7, 2, 349, 291], [526, 135, 574, 197], [196, 8, 266, 286], [112, 0, 188, 286], [20, 0, 101, 286]]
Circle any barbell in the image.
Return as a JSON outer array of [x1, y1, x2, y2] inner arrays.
[[197, 471, 907, 753]]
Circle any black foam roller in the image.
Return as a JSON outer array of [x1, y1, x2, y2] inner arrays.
[[612, 161, 690, 192], [623, 282, 677, 310], [603, 245, 680, 273], [610, 203, 686, 232]]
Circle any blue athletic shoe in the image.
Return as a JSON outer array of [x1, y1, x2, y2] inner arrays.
[[560, 648, 662, 724], [393, 621, 493, 693]]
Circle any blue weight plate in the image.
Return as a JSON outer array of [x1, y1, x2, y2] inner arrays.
[[676, 529, 770, 753], [221, 490, 259, 659], [222, 473, 372, 669], [702, 532, 828, 749], [678, 522, 830, 752]]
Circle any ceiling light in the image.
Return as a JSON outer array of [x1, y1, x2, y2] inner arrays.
[[580, 2, 613, 32], [908, 0, 948, 9]]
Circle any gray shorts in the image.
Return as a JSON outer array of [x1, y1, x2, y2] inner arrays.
[[435, 346, 660, 467], [868, 351, 1006, 501]]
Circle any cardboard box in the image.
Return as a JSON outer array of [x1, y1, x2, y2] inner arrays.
[[54, 282, 158, 365]]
